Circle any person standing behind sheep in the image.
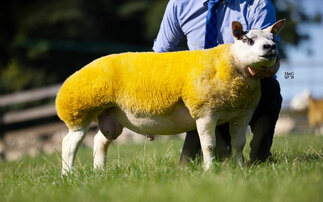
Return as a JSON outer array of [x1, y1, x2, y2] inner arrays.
[[153, 0, 282, 163]]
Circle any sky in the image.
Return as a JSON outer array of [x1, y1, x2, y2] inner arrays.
[[277, 0, 323, 107], [286, 0, 323, 62]]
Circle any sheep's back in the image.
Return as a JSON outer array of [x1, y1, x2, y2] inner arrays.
[[112, 50, 204, 115]]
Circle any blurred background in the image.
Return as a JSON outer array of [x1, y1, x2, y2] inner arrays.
[[0, 0, 322, 160]]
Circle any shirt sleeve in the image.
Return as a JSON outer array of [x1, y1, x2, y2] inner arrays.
[[152, 0, 184, 53], [248, 0, 279, 42]]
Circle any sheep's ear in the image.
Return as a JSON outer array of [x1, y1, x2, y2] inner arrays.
[[232, 21, 244, 39], [265, 19, 286, 36]]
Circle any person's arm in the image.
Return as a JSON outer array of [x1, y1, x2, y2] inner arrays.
[[248, 0, 277, 30], [153, 0, 184, 53], [247, 0, 280, 78]]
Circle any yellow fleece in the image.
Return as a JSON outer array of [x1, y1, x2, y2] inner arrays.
[[56, 44, 256, 130]]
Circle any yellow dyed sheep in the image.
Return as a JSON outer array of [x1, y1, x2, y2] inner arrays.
[[56, 20, 286, 174]]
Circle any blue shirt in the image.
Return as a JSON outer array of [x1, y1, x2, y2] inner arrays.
[[153, 0, 277, 52]]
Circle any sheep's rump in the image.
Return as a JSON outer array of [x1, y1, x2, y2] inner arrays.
[[55, 44, 232, 129]]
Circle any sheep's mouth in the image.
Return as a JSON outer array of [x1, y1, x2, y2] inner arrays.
[[261, 53, 277, 60]]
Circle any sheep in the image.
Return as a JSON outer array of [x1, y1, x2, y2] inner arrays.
[[56, 20, 286, 175], [308, 96, 323, 135]]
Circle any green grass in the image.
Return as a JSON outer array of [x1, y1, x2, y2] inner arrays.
[[0, 135, 322, 202]]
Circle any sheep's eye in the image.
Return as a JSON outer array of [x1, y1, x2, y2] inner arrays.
[[242, 36, 254, 46], [247, 38, 254, 46]]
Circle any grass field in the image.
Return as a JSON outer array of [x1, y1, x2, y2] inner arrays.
[[0, 134, 322, 202]]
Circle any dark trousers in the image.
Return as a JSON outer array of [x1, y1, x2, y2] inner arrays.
[[179, 78, 282, 163]]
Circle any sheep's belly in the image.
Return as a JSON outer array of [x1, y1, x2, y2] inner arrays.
[[109, 104, 197, 135]]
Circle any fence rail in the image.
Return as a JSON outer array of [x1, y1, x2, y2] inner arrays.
[[0, 84, 61, 127], [0, 84, 60, 107]]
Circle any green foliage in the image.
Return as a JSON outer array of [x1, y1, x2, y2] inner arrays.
[[0, 135, 322, 202], [273, 0, 321, 58], [0, 59, 52, 94], [0, 0, 321, 94]]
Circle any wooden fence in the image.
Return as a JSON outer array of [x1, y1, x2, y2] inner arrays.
[[0, 84, 61, 128]]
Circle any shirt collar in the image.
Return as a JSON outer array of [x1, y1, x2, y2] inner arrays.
[[203, 0, 232, 6]]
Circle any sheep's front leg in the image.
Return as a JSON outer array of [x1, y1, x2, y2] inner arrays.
[[196, 114, 218, 170], [229, 111, 254, 167], [62, 128, 88, 175]]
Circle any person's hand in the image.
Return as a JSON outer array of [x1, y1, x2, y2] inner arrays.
[[248, 56, 280, 78]]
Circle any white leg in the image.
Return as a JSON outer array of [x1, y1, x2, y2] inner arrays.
[[94, 111, 123, 170], [229, 112, 253, 167], [93, 130, 113, 169], [62, 128, 88, 175], [230, 127, 246, 167], [196, 114, 218, 170]]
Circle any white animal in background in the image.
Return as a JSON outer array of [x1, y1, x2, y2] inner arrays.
[[290, 89, 311, 111]]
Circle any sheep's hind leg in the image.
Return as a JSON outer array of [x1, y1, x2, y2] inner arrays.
[[93, 112, 123, 169], [62, 127, 88, 175], [229, 112, 253, 168], [93, 130, 113, 169]]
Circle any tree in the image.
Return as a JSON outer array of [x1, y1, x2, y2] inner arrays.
[[0, 0, 321, 94], [272, 0, 321, 58]]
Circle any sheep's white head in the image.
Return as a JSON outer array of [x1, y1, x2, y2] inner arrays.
[[231, 19, 286, 69]]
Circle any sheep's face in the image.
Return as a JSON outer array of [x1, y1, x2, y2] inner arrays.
[[231, 20, 286, 70]]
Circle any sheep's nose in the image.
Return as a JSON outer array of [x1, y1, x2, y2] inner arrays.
[[263, 44, 276, 50]]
